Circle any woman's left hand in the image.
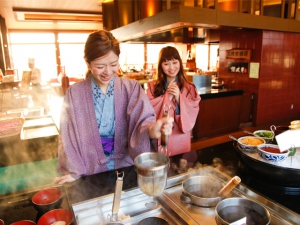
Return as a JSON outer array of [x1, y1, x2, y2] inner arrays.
[[52, 174, 76, 185]]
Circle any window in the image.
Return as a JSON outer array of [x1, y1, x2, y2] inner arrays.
[[9, 31, 91, 81], [58, 33, 89, 78], [10, 32, 57, 81]]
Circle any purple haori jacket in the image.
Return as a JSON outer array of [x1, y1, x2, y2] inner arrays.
[[57, 75, 156, 179]]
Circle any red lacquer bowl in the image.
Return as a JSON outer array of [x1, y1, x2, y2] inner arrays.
[[11, 220, 36, 225], [37, 209, 73, 225], [32, 188, 63, 213]]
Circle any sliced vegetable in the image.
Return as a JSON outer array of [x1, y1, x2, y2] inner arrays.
[[255, 131, 273, 138]]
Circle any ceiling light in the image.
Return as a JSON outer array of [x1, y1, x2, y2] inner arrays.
[[13, 7, 102, 23]]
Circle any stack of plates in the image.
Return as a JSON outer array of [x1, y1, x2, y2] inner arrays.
[[289, 120, 300, 130]]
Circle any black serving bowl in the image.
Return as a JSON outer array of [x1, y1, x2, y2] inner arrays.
[[32, 188, 63, 214]]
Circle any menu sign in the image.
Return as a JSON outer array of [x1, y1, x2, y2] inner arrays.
[[226, 49, 252, 61]]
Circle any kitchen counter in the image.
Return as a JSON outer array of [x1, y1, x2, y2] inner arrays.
[[198, 88, 243, 100]]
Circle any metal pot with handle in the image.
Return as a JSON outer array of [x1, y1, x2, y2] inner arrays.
[[180, 176, 241, 207]]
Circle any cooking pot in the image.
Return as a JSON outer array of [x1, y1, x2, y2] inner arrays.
[[215, 197, 270, 225], [233, 141, 300, 186], [180, 176, 240, 207]]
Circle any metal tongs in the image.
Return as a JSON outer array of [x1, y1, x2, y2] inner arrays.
[[108, 171, 124, 223], [160, 104, 171, 156]]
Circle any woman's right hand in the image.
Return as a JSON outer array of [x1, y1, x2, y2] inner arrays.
[[149, 116, 174, 139], [52, 174, 76, 185]]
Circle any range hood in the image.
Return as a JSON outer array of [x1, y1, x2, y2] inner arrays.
[[110, 5, 300, 43], [110, 6, 221, 44]]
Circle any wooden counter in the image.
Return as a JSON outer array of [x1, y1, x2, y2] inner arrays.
[[193, 89, 253, 140]]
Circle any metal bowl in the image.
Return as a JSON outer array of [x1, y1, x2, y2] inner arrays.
[[32, 188, 63, 214], [215, 198, 270, 225], [257, 144, 289, 162]]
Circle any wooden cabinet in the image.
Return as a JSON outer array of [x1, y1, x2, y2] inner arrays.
[[193, 92, 251, 140]]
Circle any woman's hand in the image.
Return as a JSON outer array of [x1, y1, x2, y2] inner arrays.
[[52, 174, 76, 185], [149, 117, 174, 139], [167, 80, 180, 104]]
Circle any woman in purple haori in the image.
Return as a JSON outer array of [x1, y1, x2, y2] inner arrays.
[[53, 30, 174, 184]]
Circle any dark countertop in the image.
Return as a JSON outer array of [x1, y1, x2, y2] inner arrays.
[[198, 88, 244, 100], [64, 141, 300, 215]]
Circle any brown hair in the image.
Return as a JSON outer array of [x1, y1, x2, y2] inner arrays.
[[84, 30, 120, 78], [153, 46, 189, 97]]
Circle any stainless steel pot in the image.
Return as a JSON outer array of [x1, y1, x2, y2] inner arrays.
[[180, 176, 225, 207], [215, 198, 271, 225], [134, 152, 170, 197]]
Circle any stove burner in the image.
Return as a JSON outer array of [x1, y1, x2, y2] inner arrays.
[[138, 217, 169, 225]]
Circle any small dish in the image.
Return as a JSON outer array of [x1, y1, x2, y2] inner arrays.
[[253, 130, 274, 143], [290, 120, 300, 125], [257, 144, 289, 162], [230, 135, 265, 153], [32, 188, 63, 214], [289, 124, 300, 130], [37, 209, 73, 225]]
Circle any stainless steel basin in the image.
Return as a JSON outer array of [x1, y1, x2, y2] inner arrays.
[[72, 166, 300, 225]]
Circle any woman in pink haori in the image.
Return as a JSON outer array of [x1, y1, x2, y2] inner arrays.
[[147, 46, 200, 156]]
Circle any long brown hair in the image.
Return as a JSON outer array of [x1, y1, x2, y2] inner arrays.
[[153, 46, 189, 97], [84, 30, 120, 78]]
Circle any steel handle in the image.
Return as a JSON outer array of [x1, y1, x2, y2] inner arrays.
[[111, 171, 124, 221]]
